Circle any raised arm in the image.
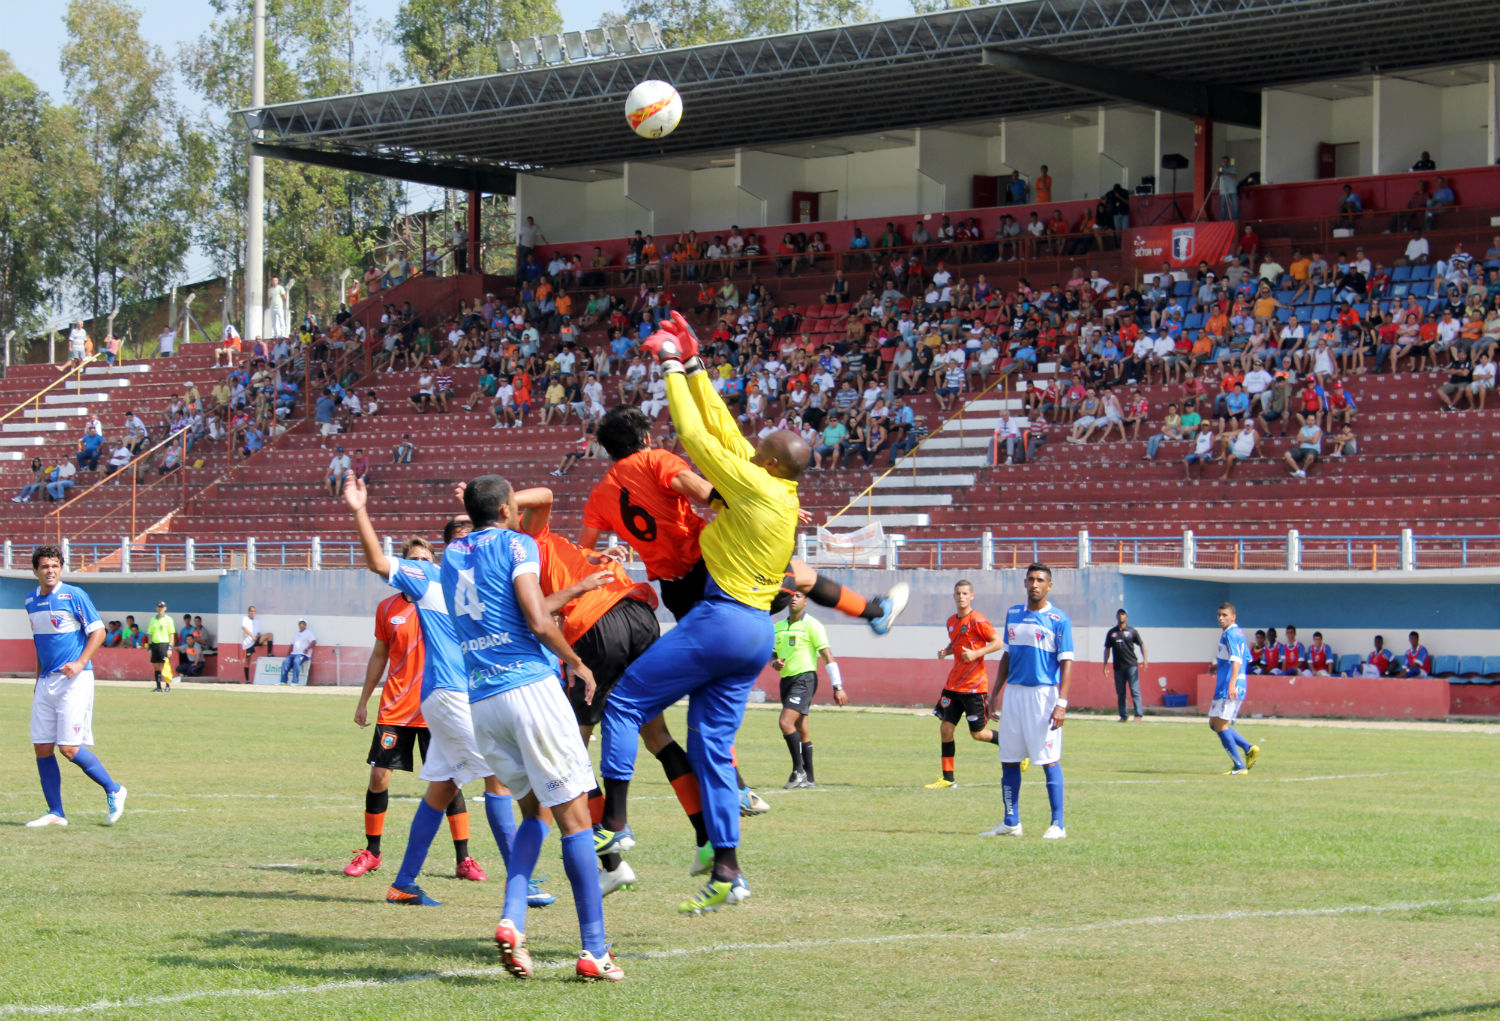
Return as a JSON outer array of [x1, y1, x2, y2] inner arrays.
[[342, 473, 391, 578]]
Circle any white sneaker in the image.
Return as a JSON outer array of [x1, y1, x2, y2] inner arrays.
[[1292, 469, 1306, 478], [598, 860, 636, 897], [979, 821, 1023, 837], [1043, 824, 1067, 840], [106, 786, 127, 826], [26, 812, 67, 828]]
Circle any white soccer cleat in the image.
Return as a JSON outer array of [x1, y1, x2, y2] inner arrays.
[[1042, 824, 1067, 840], [25, 812, 68, 828], [105, 786, 127, 826], [598, 860, 636, 897], [979, 821, 1023, 837]]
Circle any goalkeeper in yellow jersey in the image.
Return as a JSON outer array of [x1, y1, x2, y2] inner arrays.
[[598, 311, 809, 915]]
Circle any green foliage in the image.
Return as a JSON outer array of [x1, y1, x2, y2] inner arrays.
[[0, 53, 90, 338], [600, 0, 875, 47], [394, 0, 563, 82]]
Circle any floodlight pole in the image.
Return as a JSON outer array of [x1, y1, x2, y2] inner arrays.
[[245, 0, 267, 340]]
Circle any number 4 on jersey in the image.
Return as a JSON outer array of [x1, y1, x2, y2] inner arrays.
[[454, 569, 486, 620]]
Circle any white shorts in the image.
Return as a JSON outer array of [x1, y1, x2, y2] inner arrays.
[[997, 683, 1062, 767], [1209, 697, 1242, 723], [320, 422, 339, 437], [418, 688, 492, 787], [31, 670, 96, 746], [470, 680, 595, 808]]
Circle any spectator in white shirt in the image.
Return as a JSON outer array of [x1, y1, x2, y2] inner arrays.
[[326, 447, 351, 497], [280, 619, 317, 685], [1404, 231, 1430, 265]]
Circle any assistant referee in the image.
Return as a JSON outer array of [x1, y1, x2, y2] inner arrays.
[[147, 601, 176, 693], [771, 591, 845, 789]]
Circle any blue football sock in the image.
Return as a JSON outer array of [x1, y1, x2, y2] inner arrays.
[[561, 829, 607, 958], [503, 817, 549, 927], [484, 793, 516, 870], [1042, 763, 1064, 829], [36, 756, 64, 816], [1227, 727, 1253, 752], [1218, 730, 1245, 769], [68, 748, 117, 793], [394, 800, 444, 888], [1001, 762, 1021, 826]]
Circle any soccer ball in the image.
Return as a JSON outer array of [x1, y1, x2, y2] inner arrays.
[[625, 79, 683, 139]]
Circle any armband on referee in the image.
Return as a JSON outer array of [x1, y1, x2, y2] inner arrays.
[[827, 662, 843, 689]]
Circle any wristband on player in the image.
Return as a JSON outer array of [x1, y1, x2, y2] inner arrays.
[[659, 358, 685, 375], [827, 662, 843, 689], [683, 355, 705, 376], [1056, 698, 1068, 709]]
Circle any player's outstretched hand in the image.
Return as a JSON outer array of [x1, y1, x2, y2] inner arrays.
[[797, 507, 814, 526], [641, 328, 690, 366], [575, 662, 597, 705], [453, 481, 467, 503], [343, 471, 367, 512], [578, 570, 614, 593], [665, 311, 701, 358], [599, 544, 630, 563]]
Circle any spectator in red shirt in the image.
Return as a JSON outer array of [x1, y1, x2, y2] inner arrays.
[[1306, 632, 1336, 675]]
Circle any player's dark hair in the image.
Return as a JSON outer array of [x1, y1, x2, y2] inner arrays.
[[401, 537, 434, 559], [463, 474, 513, 528], [954, 579, 973, 591], [1286, 625, 1297, 635], [1117, 608, 1128, 617], [1409, 630, 1419, 639], [31, 545, 62, 570], [442, 518, 472, 545], [1255, 629, 1266, 637], [1219, 601, 1236, 613], [597, 405, 651, 461], [1313, 631, 1323, 639], [1026, 562, 1052, 580]]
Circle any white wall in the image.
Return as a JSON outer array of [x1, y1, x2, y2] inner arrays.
[[1100, 107, 1155, 193], [1438, 81, 1489, 170], [916, 127, 995, 211], [808, 147, 919, 220], [1261, 88, 1328, 184], [1329, 95, 1373, 177], [1157, 112, 1198, 193], [1373, 77, 1440, 175], [583, 179, 641, 240], [1000, 117, 1074, 199], [515, 174, 589, 241], [688, 167, 738, 231], [623, 162, 695, 235], [737, 149, 808, 226]]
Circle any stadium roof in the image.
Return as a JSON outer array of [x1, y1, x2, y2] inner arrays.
[[239, 0, 1500, 194]]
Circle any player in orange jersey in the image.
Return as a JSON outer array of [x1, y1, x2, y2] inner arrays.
[[515, 485, 715, 893], [346, 532, 485, 882], [926, 578, 1003, 789]]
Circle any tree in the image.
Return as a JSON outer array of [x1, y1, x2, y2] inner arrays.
[[394, 0, 563, 82], [61, 0, 211, 329], [0, 53, 90, 339], [600, 0, 873, 46]]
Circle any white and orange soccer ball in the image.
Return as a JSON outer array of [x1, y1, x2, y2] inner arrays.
[[625, 79, 683, 139]]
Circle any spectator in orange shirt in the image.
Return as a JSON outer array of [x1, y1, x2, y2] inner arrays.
[[1287, 249, 1314, 302], [1046, 209, 1070, 256], [1034, 165, 1053, 204]]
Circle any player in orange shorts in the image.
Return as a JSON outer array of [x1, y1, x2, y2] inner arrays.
[[926, 578, 1003, 789]]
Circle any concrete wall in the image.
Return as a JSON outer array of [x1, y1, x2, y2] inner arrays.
[[1100, 107, 1155, 193], [1262, 88, 1327, 184], [1439, 80, 1490, 171], [916, 127, 995, 211], [1374, 77, 1440, 175]]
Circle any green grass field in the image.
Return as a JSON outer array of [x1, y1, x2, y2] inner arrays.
[[1, 682, 1496, 1020]]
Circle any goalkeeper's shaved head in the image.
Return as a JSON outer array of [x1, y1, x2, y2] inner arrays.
[[753, 429, 810, 481]]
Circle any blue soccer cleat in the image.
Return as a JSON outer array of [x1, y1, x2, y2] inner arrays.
[[869, 582, 910, 636], [386, 882, 440, 906], [739, 787, 770, 816], [526, 879, 556, 907]]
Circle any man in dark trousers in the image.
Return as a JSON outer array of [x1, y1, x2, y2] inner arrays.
[[1103, 608, 1148, 721]]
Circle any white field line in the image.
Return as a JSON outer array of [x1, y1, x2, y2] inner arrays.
[[2, 893, 1495, 1016]]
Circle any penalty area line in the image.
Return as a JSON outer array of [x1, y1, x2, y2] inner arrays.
[[2, 894, 1495, 1016]]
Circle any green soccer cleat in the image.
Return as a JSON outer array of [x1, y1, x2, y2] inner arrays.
[[1223, 767, 1248, 776], [1245, 745, 1260, 770], [924, 777, 956, 789], [677, 877, 751, 915]]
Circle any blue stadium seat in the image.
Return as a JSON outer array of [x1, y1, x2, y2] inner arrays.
[[1275, 307, 1292, 323], [1411, 264, 1434, 280], [1172, 279, 1192, 296], [1411, 281, 1430, 297], [1459, 656, 1484, 676], [1313, 287, 1334, 303], [1276, 290, 1295, 304], [1173, 296, 1191, 310], [1185, 313, 1205, 329], [1431, 654, 1460, 677], [1485, 259, 1500, 271], [1391, 266, 1413, 282], [1484, 656, 1500, 677], [1354, 303, 1369, 317], [1295, 304, 1314, 319], [1338, 653, 1362, 676], [1311, 304, 1333, 322], [1390, 283, 1410, 298]]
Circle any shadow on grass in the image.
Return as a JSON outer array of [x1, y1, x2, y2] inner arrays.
[[1371, 1003, 1500, 1021], [172, 888, 376, 905], [246, 864, 348, 876]]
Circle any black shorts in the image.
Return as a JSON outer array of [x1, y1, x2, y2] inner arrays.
[[570, 597, 660, 727], [367, 724, 430, 771], [149, 642, 171, 664], [933, 689, 989, 731], [658, 558, 709, 621], [780, 671, 818, 713]]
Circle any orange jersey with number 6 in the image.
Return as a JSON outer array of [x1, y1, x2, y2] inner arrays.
[[582, 448, 703, 582]]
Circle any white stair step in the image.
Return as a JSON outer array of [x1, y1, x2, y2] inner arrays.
[[895, 453, 988, 469], [964, 398, 1025, 413], [2, 421, 71, 433], [874, 473, 976, 489], [83, 364, 151, 375], [0, 451, 24, 461], [941, 416, 1006, 432], [43, 392, 110, 405], [822, 512, 931, 528], [70, 378, 132, 390], [921, 434, 991, 450], [0, 436, 47, 447], [23, 407, 92, 418], [848, 492, 953, 508]]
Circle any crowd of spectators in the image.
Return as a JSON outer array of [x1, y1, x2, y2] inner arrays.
[[1242, 626, 1438, 678], [101, 608, 217, 676]]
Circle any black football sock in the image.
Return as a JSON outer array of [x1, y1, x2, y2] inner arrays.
[[734, 766, 747, 789], [153, 670, 162, 690], [784, 733, 804, 773], [364, 789, 388, 855], [801, 742, 814, 782], [941, 740, 956, 781], [711, 847, 740, 885], [654, 741, 707, 846], [984, 731, 999, 744], [446, 789, 469, 862], [602, 777, 630, 832]]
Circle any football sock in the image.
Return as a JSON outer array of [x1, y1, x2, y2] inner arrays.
[[656, 740, 709, 844], [983, 731, 999, 744], [807, 575, 880, 621], [711, 846, 740, 885], [561, 829, 607, 958], [1001, 762, 1022, 826], [242, 661, 250, 682], [502, 817, 548, 928], [36, 755, 63, 817], [1227, 727, 1253, 752], [394, 800, 444, 887], [588, 788, 605, 824], [784, 733, 804, 773], [1042, 763, 1064, 829], [153, 670, 162, 690], [69, 748, 117, 793], [602, 778, 630, 833], [483, 793, 515, 871], [446, 793, 470, 863], [941, 740, 956, 782], [1218, 730, 1246, 769], [364, 789, 388, 855], [801, 742, 814, 783]]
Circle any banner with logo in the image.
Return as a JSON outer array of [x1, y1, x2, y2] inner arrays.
[[812, 521, 887, 567], [1129, 222, 1238, 275]]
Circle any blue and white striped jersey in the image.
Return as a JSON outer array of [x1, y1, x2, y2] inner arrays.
[[385, 556, 468, 700], [27, 582, 103, 677], [1002, 601, 1074, 687]]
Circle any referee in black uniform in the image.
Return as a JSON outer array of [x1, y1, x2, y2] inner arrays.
[[1103, 608, 1148, 721]]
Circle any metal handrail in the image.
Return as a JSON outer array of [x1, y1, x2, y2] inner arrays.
[[0, 354, 101, 427], [44, 424, 191, 545]]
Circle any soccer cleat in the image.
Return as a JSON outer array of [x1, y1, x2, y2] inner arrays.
[[25, 812, 67, 828], [924, 778, 957, 789], [105, 786, 127, 826], [1223, 767, 1248, 776], [495, 919, 533, 979], [598, 860, 637, 897], [690, 843, 713, 876], [1042, 824, 1067, 840], [798, 776, 818, 789], [526, 879, 556, 907], [869, 581, 910, 635], [785, 769, 808, 789], [593, 823, 636, 856], [386, 882, 441, 906], [344, 849, 382, 877], [739, 788, 770, 816], [455, 856, 488, 882], [678, 876, 751, 915], [979, 821, 1023, 837], [576, 948, 625, 982], [1245, 745, 1261, 770]]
